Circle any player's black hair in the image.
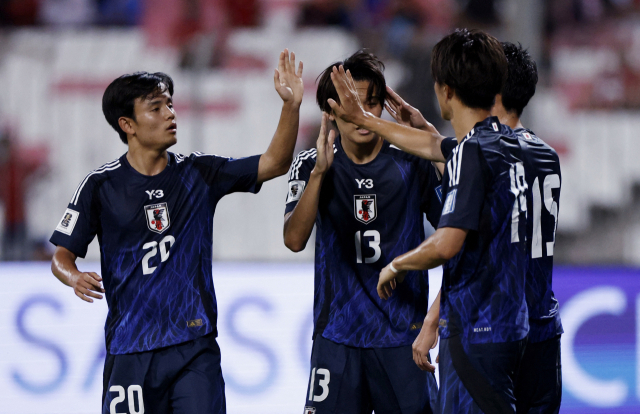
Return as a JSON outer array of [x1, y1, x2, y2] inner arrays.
[[501, 42, 538, 117], [102, 72, 174, 144], [316, 49, 386, 115], [431, 29, 507, 110]]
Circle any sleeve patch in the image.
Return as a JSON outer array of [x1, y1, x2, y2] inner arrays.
[[286, 180, 306, 203], [442, 189, 457, 215], [55, 208, 80, 235]]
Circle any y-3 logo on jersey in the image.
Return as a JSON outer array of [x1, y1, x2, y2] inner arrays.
[[144, 202, 171, 233], [145, 189, 164, 200], [355, 179, 374, 189]]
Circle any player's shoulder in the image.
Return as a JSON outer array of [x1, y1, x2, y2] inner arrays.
[[288, 147, 319, 180], [183, 151, 231, 163], [70, 156, 123, 204], [382, 141, 423, 162]]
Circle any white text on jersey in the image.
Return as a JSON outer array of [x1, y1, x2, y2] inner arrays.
[[355, 179, 374, 189], [145, 190, 164, 200]]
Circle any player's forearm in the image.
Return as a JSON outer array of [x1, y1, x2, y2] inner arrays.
[[424, 290, 441, 328], [283, 170, 324, 252], [360, 114, 446, 162], [51, 246, 80, 288], [391, 227, 467, 272], [258, 102, 301, 182]]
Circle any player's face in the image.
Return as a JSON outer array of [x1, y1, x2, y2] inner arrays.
[[130, 88, 177, 150], [331, 80, 383, 145], [434, 82, 452, 121]]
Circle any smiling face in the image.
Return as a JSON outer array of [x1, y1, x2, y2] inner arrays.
[[122, 87, 177, 151], [330, 79, 383, 145]]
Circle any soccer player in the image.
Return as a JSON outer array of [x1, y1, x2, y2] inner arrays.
[[283, 50, 442, 414], [329, 29, 530, 413], [49, 50, 303, 414], [494, 42, 563, 414]]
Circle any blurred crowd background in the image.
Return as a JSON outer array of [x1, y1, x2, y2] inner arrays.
[[1, 0, 640, 265]]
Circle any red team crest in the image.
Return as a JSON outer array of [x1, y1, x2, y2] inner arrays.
[[354, 194, 377, 224], [144, 202, 171, 233]]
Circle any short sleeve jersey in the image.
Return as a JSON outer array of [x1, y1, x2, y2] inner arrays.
[[514, 128, 564, 343], [285, 137, 443, 348], [50, 152, 261, 355], [437, 117, 529, 344]]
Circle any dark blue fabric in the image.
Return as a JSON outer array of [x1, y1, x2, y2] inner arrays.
[[50, 152, 261, 354], [439, 336, 526, 414], [304, 336, 437, 414], [102, 333, 225, 414], [285, 137, 443, 348], [514, 128, 564, 344], [515, 334, 562, 414], [437, 117, 529, 344]]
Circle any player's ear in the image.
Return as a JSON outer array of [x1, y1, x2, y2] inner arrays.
[[444, 84, 455, 101], [327, 111, 335, 122], [118, 117, 136, 136]]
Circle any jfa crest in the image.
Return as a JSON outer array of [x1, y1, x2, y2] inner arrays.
[[354, 194, 377, 224], [144, 202, 171, 234]]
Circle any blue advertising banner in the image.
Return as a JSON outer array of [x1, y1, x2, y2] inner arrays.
[[0, 263, 638, 413], [554, 267, 640, 413]]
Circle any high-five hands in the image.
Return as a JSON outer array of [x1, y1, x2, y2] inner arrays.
[[327, 66, 370, 127], [385, 86, 438, 133], [313, 113, 336, 175], [377, 262, 406, 300], [274, 49, 304, 106]]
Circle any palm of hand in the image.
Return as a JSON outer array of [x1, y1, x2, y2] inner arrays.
[[277, 75, 303, 103]]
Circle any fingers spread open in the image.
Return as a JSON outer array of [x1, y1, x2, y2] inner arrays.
[[297, 60, 303, 77]]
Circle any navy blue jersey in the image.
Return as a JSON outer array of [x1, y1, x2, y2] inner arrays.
[[50, 152, 261, 354], [514, 128, 563, 343], [437, 117, 529, 344], [285, 137, 443, 348]]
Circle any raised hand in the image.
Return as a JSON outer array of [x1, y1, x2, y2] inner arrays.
[[327, 65, 369, 126], [385, 85, 437, 133], [274, 49, 304, 105], [377, 262, 406, 300], [313, 113, 336, 175]]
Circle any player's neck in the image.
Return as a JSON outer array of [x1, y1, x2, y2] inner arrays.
[[450, 103, 492, 143], [492, 102, 524, 130], [340, 135, 384, 164], [126, 146, 169, 176]]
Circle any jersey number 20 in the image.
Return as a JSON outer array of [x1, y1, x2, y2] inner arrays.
[[142, 235, 175, 275]]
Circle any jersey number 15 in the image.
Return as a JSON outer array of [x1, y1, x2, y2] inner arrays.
[[510, 162, 560, 258]]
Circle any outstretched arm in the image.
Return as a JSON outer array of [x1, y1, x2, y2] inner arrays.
[[328, 66, 447, 162], [377, 227, 467, 300], [284, 113, 336, 252], [51, 245, 105, 303], [258, 49, 304, 183]]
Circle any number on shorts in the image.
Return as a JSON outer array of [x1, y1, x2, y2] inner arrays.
[[308, 367, 330, 402], [110, 385, 145, 414]]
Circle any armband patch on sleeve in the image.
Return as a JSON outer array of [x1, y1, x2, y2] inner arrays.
[[286, 180, 306, 203], [442, 189, 457, 215], [55, 208, 80, 235]]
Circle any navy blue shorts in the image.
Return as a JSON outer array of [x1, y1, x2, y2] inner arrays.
[[515, 335, 562, 414], [304, 335, 437, 414], [102, 333, 225, 414], [438, 335, 527, 414]]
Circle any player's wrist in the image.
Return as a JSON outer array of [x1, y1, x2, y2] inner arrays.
[[282, 100, 302, 110]]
